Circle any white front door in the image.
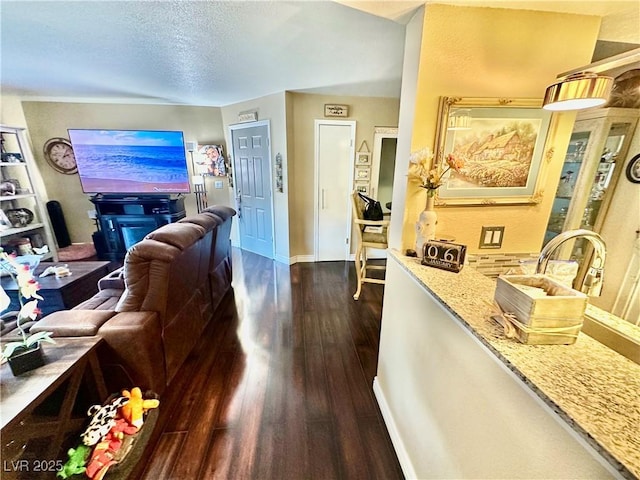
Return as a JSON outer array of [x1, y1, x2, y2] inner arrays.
[[315, 120, 355, 261], [231, 121, 274, 259]]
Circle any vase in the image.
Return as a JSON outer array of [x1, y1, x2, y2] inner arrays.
[[7, 343, 45, 376], [415, 194, 438, 256]]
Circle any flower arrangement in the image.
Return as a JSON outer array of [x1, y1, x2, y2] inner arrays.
[[1, 249, 54, 360], [408, 148, 465, 197]]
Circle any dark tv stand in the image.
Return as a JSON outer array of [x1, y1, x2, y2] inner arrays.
[[90, 195, 186, 261]]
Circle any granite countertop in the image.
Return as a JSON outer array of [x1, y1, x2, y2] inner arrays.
[[586, 303, 640, 343], [390, 249, 640, 480]]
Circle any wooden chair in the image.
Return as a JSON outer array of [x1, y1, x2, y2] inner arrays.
[[351, 191, 390, 300]]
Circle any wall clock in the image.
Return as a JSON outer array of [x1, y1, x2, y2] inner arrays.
[[43, 137, 77, 174], [626, 153, 640, 184]]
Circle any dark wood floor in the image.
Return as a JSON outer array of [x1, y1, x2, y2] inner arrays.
[[139, 248, 402, 479]]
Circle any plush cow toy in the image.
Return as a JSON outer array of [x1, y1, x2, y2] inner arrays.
[[81, 397, 129, 446]]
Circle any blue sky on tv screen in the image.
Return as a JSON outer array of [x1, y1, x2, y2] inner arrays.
[[69, 129, 184, 147]]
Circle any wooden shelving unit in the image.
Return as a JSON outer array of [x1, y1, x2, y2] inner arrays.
[[0, 125, 58, 261]]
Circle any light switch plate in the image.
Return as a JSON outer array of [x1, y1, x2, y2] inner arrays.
[[479, 226, 505, 249]]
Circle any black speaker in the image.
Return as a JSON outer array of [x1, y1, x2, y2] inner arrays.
[[92, 231, 108, 259], [46, 200, 71, 248]]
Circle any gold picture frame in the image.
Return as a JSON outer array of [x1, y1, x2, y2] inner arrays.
[[434, 97, 553, 206], [324, 104, 349, 117]]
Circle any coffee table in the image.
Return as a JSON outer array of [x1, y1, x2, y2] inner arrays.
[[1, 261, 111, 316], [0, 337, 107, 477]]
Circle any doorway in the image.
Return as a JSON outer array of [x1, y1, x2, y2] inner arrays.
[[367, 127, 398, 260], [314, 120, 356, 261], [230, 120, 274, 259], [370, 127, 398, 215]]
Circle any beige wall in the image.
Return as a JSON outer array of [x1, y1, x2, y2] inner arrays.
[[21, 102, 225, 243], [400, 4, 601, 254], [288, 93, 400, 257], [1, 95, 29, 128]]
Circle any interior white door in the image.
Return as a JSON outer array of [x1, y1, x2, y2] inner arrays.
[[231, 121, 274, 259], [315, 121, 355, 261]]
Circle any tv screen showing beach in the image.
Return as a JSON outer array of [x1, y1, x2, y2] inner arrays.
[[68, 129, 191, 194]]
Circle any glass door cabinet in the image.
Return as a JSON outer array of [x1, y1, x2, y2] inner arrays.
[[544, 107, 638, 285]]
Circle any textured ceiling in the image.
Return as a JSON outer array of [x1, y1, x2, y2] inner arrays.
[[0, 1, 637, 107], [0, 1, 406, 106]]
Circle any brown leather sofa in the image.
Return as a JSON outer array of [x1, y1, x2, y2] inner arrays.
[[31, 205, 236, 395]]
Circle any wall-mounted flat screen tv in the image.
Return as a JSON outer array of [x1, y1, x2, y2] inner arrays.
[[68, 129, 191, 195]]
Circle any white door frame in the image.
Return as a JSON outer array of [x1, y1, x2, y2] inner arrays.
[[229, 119, 276, 259], [370, 126, 398, 200], [313, 119, 356, 261]]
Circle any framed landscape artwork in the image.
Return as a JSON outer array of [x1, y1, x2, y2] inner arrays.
[[434, 97, 552, 205]]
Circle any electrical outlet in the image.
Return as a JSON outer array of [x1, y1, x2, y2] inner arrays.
[[479, 226, 504, 249]]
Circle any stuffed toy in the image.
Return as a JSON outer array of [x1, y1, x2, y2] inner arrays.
[[81, 396, 129, 446], [85, 441, 117, 480], [85, 417, 138, 480], [121, 387, 159, 429], [56, 444, 90, 479], [104, 418, 138, 452]]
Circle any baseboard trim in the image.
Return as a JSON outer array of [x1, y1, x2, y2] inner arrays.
[[274, 254, 290, 264], [373, 377, 417, 480], [289, 254, 386, 264], [290, 255, 315, 264]]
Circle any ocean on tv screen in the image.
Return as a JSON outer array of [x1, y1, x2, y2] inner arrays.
[[68, 130, 190, 194]]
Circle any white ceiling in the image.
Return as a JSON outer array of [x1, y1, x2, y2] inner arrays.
[[1, 1, 638, 107]]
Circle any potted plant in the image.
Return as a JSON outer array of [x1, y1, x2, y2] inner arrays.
[[1, 249, 54, 375]]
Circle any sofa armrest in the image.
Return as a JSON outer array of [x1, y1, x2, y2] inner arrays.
[[203, 205, 236, 221], [97, 311, 167, 395], [74, 289, 123, 311], [98, 267, 125, 291], [30, 310, 117, 337]]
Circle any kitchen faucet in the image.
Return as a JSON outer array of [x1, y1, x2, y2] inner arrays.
[[536, 229, 606, 296]]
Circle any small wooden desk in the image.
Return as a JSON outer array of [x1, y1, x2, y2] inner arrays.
[[0, 337, 108, 476], [1, 261, 110, 316]]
